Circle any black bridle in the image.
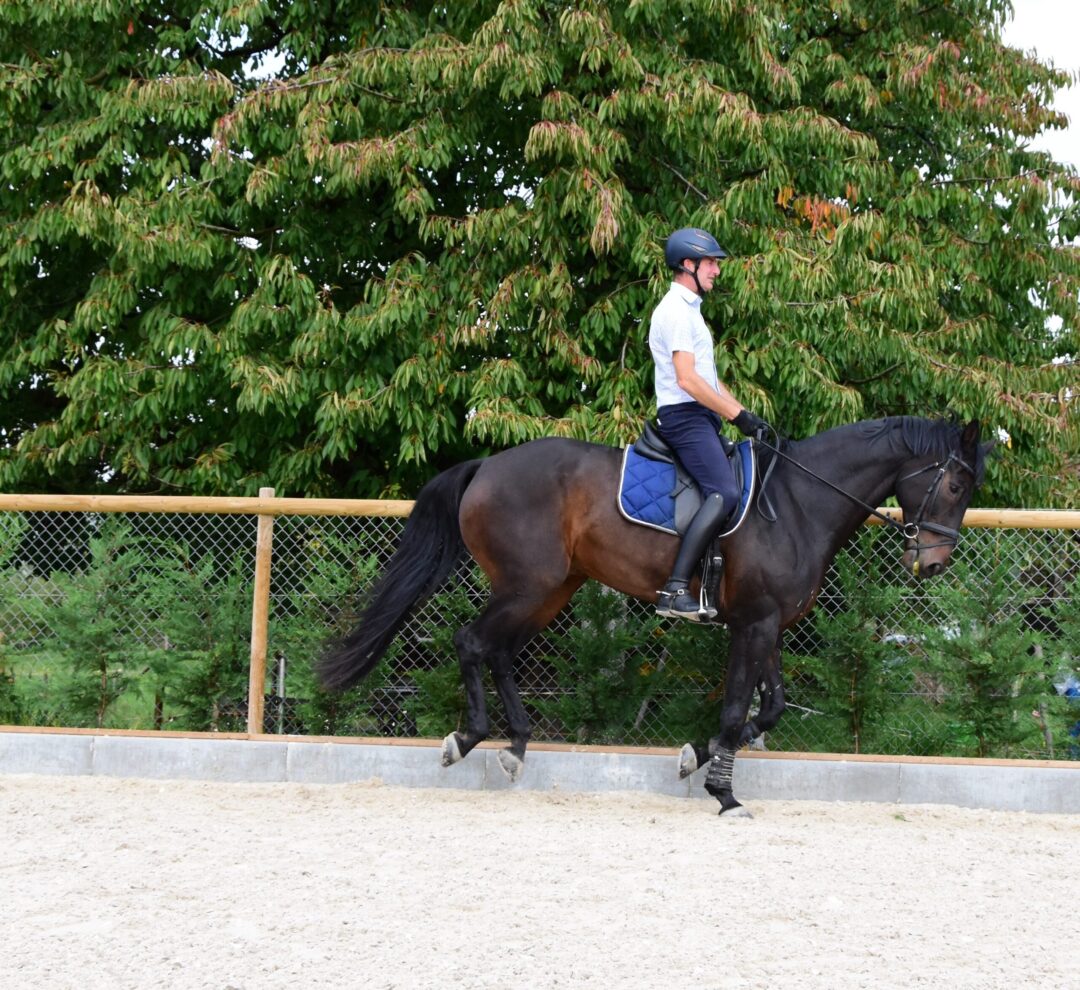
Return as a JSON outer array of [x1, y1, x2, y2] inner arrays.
[[894, 455, 975, 552], [755, 435, 975, 556]]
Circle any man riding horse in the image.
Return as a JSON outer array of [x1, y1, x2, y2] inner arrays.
[[650, 227, 772, 621]]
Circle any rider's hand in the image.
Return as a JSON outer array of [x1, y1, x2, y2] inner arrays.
[[732, 409, 771, 439]]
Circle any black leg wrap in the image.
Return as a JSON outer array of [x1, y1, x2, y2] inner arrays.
[[704, 747, 736, 799]]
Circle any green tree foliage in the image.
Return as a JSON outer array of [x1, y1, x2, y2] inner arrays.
[[1042, 574, 1080, 757], [22, 518, 162, 727], [798, 552, 907, 753], [537, 581, 663, 743], [145, 544, 254, 731], [267, 525, 391, 735], [1, 1, 1077, 503], [0, 513, 27, 722], [914, 558, 1046, 757]]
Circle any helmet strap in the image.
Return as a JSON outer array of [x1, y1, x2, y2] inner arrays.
[[676, 260, 707, 297]]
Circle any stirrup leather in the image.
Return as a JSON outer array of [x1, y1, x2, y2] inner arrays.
[[698, 540, 724, 619]]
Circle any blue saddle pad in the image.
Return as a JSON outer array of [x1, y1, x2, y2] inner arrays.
[[618, 440, 756, 537]]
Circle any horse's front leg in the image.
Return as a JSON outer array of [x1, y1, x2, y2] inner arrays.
[[678, 630, 785, 778], [701, 619, 779, 816], [739, 633, 786, 748]]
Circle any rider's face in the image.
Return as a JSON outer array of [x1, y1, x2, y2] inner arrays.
[[695, 256, 722, 292]]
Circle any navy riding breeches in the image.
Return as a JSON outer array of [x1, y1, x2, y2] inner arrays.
[[656, 402, 740, 505]]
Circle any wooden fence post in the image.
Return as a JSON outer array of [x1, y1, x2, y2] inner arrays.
[[247, 487, 276, 735]]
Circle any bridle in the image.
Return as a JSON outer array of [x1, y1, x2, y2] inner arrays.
[[894, 454, 974, 553], [755, 435, 975, 558]]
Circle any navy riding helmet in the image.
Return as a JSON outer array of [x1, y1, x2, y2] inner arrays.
[[664, 227, 728, 270]]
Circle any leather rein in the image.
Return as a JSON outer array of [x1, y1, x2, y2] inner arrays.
[[753, 433, 975, 553]]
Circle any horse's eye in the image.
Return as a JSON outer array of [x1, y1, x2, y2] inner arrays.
[[948, 482, 962, 496]]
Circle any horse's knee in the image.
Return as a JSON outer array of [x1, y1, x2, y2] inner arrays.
[[719, 701, 751, 741], [755, 683, 786, 733], [453, 626, 484, 667], [738, 720, 761, 747]]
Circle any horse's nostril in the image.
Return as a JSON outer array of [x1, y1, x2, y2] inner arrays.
[[924, 562, 944, 578]]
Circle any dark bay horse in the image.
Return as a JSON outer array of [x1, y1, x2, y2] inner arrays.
[[319, 416, 989, 814]]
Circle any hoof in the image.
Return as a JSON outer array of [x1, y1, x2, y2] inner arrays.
[[497, 748, 524, 783], [718, 803, 753, 820], [441, 733, 463, 768], [678, 743, 699, 780]]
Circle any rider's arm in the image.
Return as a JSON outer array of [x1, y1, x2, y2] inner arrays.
[[671, 350, 745, 422]]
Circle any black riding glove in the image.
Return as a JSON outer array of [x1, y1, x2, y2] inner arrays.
[[732, 409, 770, 438]]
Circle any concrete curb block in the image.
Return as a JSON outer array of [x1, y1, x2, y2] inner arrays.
[[1, 731, 1077, 814]]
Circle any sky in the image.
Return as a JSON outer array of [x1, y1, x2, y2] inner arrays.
[[1001, 0, 1080, 169]]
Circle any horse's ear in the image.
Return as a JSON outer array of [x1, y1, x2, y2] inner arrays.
[[960, 419, 980, 457]]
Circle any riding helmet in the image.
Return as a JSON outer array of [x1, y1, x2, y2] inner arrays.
[[664, 228, 728, 270]]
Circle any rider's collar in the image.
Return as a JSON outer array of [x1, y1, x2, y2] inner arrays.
[[671, 281, 703, 307]]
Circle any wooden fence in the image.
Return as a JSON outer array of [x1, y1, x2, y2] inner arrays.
[[2, 493, 1078, 737]]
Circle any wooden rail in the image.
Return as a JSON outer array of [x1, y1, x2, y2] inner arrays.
[[0, 494, 413, 516], [864, 507, 1080, 529], [1, 494, 1078, 528]]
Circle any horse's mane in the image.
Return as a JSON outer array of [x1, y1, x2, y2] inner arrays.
[[762, 415, 988, 486], [859, 416, 988, 485]]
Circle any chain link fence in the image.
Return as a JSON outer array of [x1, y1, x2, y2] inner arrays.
[[1, 501, 1077, 759]]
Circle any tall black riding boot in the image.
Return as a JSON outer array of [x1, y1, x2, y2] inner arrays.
[[656, 493, 728, 622]]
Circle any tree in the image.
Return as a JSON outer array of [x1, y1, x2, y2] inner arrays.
[[1, 1, 1077, 504], [24, 518, 161, 728], [915, 558, 1047, 757], [799, 550, 908, 753]]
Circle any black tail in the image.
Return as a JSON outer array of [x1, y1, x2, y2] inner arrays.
[[317, 458, 483, 692]]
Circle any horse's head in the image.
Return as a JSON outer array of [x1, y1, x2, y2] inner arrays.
[[894, 419, 986, 580]]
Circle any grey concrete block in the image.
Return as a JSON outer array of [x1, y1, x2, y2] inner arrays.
[[738, 756, 902, 805], [897, 762, 1080, 814], [92, 734, 289, 783], [514, 749, 695, 798], [287, 739, 489, 790], [0, 732, 93, 776], [3, 730, 1078, 814]]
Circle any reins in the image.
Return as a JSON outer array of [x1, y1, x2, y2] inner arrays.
[[753, 432, 974, 550]]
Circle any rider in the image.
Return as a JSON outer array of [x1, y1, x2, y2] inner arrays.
[[650, 227, 771, 621]]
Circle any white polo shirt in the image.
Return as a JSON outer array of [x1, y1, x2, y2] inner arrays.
[[649, 282, 719, 407]]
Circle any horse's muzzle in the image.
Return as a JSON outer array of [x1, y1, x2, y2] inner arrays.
[[903, 548, 948, 580]]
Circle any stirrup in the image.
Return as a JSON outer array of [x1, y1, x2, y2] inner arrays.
[[697, 583, 718, 621], [656, 584, 715, 622]]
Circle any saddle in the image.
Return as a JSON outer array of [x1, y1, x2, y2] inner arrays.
[[618, 421, 756, 538]]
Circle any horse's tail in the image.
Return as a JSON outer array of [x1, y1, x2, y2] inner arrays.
[[317, 458, 483, 693]]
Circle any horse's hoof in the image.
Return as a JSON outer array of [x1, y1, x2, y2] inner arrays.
[[441, 733, 463, 767], [497, 748, 524, 782], [718, 803, 753, 820], [678, 743, 699, 779]]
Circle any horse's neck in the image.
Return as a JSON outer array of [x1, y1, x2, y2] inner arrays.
[[781, 427, 904, 537]]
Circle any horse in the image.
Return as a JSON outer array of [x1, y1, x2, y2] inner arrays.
[[319, 416, 990, 815]]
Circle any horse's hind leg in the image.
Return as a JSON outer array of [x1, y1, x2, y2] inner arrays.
[[442, 578, 584, 780], [440, 624, 492, 768]]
